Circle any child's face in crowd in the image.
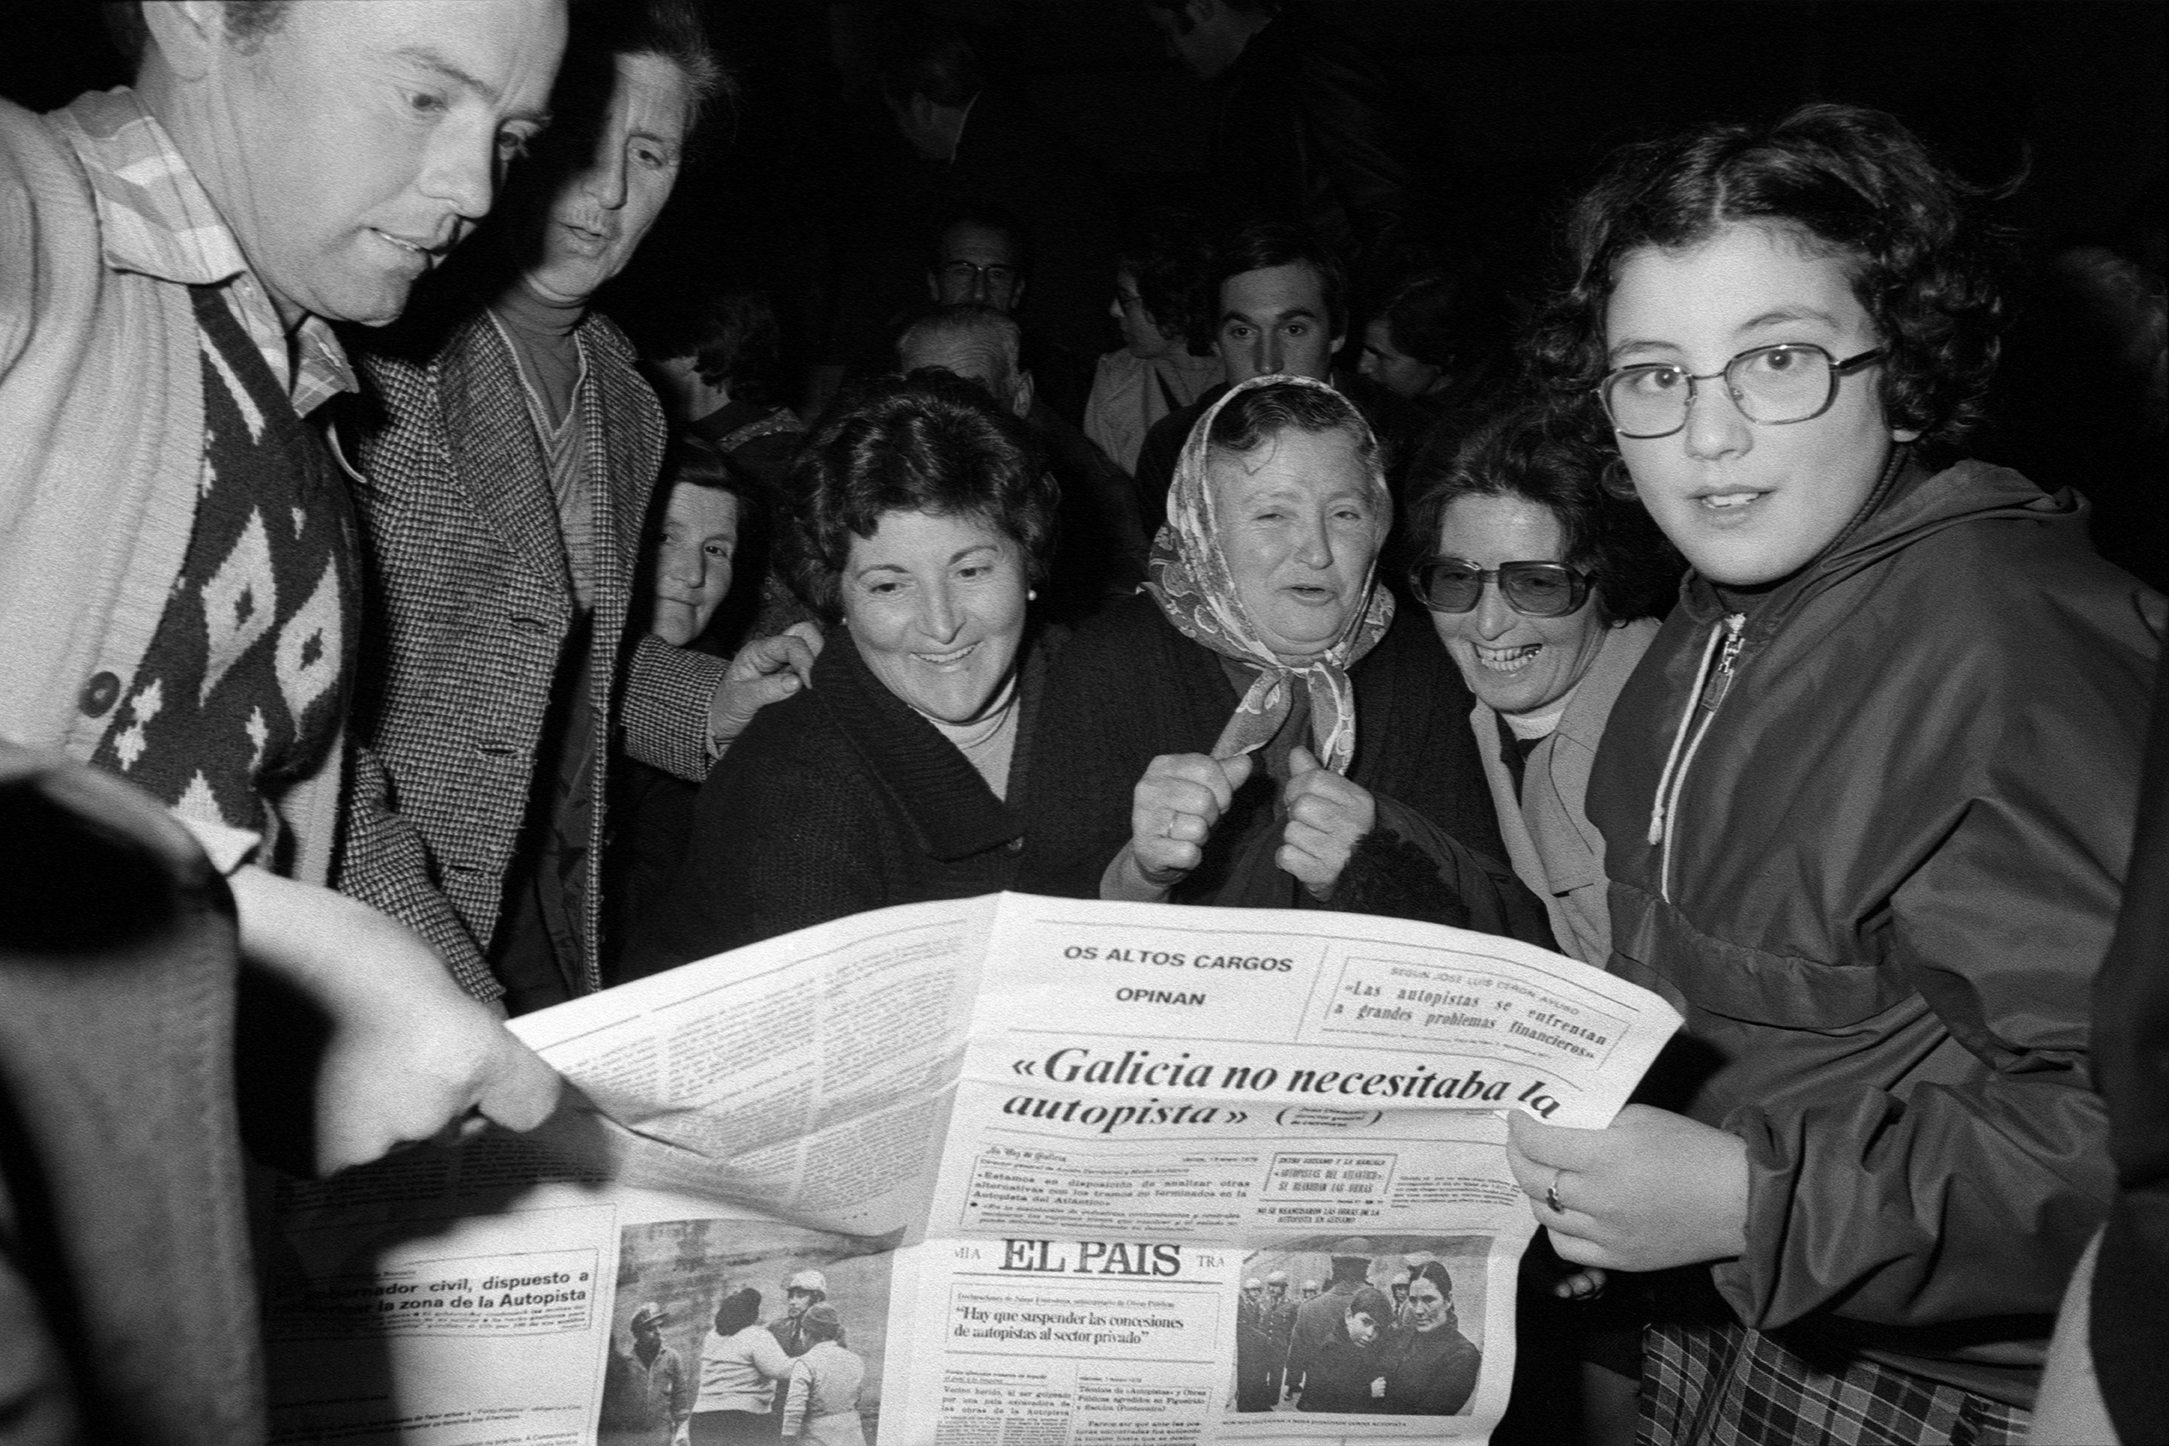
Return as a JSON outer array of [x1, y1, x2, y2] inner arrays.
[[651, 483, 740, 646], [1603, 222, 1916, 587], [1344, 1309, 1381, 1346]]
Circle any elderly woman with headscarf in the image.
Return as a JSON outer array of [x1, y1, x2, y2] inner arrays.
[[1020, 375, 1535, 932], [631, 371, 1057, 968]]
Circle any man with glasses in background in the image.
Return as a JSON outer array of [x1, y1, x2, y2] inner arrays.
[[927, 209, 1029, 314]]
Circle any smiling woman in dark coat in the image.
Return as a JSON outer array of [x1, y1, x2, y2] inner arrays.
[[628, 371, 1056, 970]]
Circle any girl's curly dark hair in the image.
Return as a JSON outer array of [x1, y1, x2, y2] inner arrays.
[[1526, 102, 2017, 462], [1403, 403, 1684, 625], [786, 370, 1055, 620]]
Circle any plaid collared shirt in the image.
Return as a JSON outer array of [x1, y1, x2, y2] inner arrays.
[[70, 87, 355, 418]]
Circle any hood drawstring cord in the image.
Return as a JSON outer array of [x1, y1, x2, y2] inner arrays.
[[1647, 614, 1748, 903], [1646, 621, 1724, 848]]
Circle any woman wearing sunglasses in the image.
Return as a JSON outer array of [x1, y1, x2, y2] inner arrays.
[[1405, 407, 1680, 969]]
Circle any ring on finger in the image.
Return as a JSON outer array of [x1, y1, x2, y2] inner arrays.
[[1545, 1169, 1565, 1215]]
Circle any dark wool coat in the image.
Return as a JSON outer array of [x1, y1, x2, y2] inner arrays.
[[340, 309, 724, 1000], [1377, 1322, 1481, 1415], [1590, 458, 2165, 1405], [0, 744, 265, 1443], [1203, 9, 1433, 267], [1016, 593, 1507, 912], [629, 631, 1046, 971]]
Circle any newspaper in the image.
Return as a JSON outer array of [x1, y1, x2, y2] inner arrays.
[[263, 892, 1680, 1445]]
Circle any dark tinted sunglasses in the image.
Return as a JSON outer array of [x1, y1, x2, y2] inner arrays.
[[1410, 559, 1592, 618]]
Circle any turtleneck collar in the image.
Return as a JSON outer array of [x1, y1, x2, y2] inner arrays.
[[489, 275, 589, 434], [492, 274, 588, 347]]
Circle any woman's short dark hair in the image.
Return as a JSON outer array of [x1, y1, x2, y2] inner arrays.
[[1409, 1259, 1456, 1301], [800, 1303, 845, 1346], [713, 1287, 761, 1336], [1527, 102, 2014, 456], [1375, 259, 1508, 376], [667, 434, 766, 540], [1404, 404, 1682, 624], [1120, 209, 1219, 356], [668, 290, 785, 405], [1347, 1286, 1394, 1326], [671, 434, 757, 499], [787, 371, 1056, 620], [1204, 380, 1383, 496]]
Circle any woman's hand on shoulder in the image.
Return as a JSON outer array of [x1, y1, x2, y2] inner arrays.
[[1505, 1104, 1748, 1274], [709, 621, 823, 750], [1278, 746, 1375, 899], [1130, 751, 1256, 886]]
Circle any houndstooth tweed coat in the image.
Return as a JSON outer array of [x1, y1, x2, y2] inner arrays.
[[338, 307, 724, 1001]]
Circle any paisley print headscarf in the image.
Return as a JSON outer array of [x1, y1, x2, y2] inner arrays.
[[1145, 374, 1393, 775]]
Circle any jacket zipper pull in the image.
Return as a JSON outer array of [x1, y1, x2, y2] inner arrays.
[[1699, 613, 1749, 711]]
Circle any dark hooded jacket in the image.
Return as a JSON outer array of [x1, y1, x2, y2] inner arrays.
[[1588, 456, 2164, 1406]]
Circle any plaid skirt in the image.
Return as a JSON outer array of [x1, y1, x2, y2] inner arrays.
[[1640, 1318, 2029, 1446]]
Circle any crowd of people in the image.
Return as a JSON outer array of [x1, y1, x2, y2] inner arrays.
[[604, 1269, 871, 1444], [1, 1, 2164, 1443]]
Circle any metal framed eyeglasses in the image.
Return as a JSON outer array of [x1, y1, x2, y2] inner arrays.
[[1596, 344, 1885, 439], [939, 260, 1021, 289], [1409, 560, 1593, 618]]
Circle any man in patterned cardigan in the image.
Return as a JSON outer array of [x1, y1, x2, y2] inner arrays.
[[0, 3, 570, 1156], [0, 1, 569, 1434], [342, 0, 816, 1010]]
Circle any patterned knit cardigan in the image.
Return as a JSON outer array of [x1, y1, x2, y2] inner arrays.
[[0, 95, 335, 879]]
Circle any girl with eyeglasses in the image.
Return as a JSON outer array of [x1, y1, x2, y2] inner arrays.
[[1503, 103, 2163, 1446]]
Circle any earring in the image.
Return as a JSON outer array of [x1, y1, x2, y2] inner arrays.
[[1028, 589, 1039, 601]]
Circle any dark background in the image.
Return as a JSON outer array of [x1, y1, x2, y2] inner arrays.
[[9, 3, 2161, 325], [6, 2, 2162, 573]]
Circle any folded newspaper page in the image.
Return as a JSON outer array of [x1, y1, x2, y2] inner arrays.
[[262, 892, 1680, 1445]]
